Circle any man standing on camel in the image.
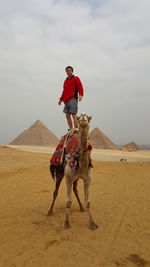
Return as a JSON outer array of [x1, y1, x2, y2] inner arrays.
[[58, 66, 84, 132]]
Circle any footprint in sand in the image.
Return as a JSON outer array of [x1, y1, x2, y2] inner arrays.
[[114, 254, 149, 266], [127, 254, 149, 266], [32, 221, 45, 226], [44, 240, 59, 250], [40, 189, 50, 193]]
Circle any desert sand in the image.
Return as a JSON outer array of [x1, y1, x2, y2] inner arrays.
[[0, 145, 150, 267], [7, 144, 150, 162]]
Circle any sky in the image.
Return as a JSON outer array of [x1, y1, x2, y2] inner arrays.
[[0, 0, 150, 145]]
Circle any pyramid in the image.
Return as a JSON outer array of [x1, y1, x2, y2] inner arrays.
[[122, 141, 139, 151], [9, 120, 59, 146], [89, 127, 118, 149]]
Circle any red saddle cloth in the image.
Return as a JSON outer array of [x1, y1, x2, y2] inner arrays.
[[50, 133, 80, 165]]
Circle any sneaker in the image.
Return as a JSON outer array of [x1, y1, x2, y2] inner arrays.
[[67, 128, 74, 136], [74, 127, 79, 132], [70, 128, 75, 135]]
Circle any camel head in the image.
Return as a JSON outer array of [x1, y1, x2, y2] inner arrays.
[[77, 113, 92, 129]]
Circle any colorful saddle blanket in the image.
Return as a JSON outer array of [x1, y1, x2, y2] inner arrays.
[[50, 132, 80, 165]]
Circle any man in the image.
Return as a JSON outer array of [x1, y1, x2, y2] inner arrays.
[[58, 66, 84, 131]]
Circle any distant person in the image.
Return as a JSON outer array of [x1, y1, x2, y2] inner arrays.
[[58, 66, 84, 132]]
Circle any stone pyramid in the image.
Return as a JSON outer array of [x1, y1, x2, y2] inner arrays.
[[122, 141, 139, 151], [89, 127, 118, 149], [9, 120, 59, 146]]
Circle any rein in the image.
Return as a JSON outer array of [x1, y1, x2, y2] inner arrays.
[[83, 144, 92, 153]]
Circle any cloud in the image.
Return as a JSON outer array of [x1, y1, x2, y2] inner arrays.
[[0, 0, 150, 144]]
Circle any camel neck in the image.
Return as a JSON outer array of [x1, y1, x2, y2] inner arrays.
[[80, 127, 89, 151]]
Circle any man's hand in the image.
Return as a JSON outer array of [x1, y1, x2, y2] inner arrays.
[[58, 100, 62, 105], [78, 95, 83, 101]]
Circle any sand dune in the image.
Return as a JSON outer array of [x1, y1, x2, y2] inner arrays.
[[0, 145, 150, 267]]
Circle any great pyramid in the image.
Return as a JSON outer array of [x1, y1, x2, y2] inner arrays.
[[121, 141, 139, 151], [89, 127, 118, 149], [9, 120, 59, 146]]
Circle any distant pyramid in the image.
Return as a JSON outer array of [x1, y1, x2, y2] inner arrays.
[[122, 141, 139, 151], [9, 120, 59, 146], [89, 127, 118, 149]]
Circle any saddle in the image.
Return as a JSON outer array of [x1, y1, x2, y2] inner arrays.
[[50, 130, 93, 169]]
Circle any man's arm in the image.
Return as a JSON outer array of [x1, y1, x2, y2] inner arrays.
[[58, 83, 65, 105], [75, 76, 84, 100]]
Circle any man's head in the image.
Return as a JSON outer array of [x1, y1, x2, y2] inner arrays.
[[65, 66, 73, 78]]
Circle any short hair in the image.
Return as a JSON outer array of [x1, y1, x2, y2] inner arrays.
[[65, 66, 74, 72]]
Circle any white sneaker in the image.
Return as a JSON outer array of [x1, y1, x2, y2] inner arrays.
[[67, 128, 74, 136], [74, 127, 79, 132]]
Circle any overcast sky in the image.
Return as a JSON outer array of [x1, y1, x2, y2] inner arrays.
[[0, 0, 150, 145]]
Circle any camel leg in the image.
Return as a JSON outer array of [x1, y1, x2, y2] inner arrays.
[[47, 177, 63, 216], [73, 180, 85, 212], [63, 176, 72, 229], [84, 177, 98, 230]]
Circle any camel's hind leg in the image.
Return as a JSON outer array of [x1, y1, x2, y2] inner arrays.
[[84, 176, 98, 230], [47, 177, 63, 216], [63, 176, 72, 229], [73, 180, 85, 212], [47, 165, 64, 216]]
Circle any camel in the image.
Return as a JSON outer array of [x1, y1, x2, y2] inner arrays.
[[48, 113, 98, 230]]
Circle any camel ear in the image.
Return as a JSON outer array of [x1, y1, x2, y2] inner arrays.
[[87, 115, 92, 121]]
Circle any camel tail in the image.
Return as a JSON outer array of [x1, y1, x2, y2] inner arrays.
[[49, 164, 65, 183]]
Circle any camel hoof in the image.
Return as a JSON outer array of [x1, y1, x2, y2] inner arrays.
[[80, 207, 85, 212], [63, 221, 71, 229], [88, 223, 99, 230], [47, 210, 53, 216]]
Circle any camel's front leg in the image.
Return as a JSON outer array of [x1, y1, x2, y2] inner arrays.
[[84, 177, 99, 230], [63, 176, 72, 229], [73, 180, 85, 212]]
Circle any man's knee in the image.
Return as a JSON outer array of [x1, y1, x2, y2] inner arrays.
[[66, 114, 71, 118], [72, 113, 77, 118]]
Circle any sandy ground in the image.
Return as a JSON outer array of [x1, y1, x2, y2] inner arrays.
[[7, 145, 150, 162], [0, 145, 150, 267]]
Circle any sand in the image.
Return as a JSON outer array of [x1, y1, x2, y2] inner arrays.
[[7, 145, 150, 162], [0, 145, 150, 267]]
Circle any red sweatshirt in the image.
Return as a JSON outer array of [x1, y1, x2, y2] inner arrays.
[[60, 75, 84, 103]]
